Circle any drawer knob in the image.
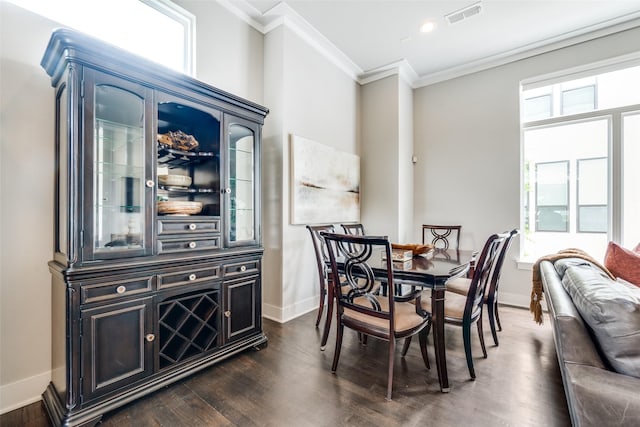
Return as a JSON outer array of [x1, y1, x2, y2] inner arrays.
[[188, 273, 197, 281], [146, 180, 155, 188], [189, 223, 197, 230], [189, 241, 197, 249], [224, 311, 231, 318], [145, 334, 155, 342], [240, 265, 247, 272], [116, 285, 126, 294]]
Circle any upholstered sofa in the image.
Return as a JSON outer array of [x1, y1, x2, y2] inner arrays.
[[539, 257, 640, 427]]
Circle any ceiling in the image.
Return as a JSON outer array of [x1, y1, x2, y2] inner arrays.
[[241, 0, 640, 85]]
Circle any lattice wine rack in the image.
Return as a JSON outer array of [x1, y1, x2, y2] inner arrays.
[[158, 289, 220, 369]]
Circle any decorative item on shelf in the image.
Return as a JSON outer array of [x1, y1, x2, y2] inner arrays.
[[157, 201, 203, 215], [390, 243, 435, 257], [158, 174, 192, 188], [157, 130, 199, 151]]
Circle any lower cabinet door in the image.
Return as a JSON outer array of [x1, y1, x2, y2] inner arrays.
[[223, 275, 261, 343], [81, 296, 154, 402]]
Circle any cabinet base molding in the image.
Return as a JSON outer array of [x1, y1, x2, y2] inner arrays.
[[42, 333, 267, 427]]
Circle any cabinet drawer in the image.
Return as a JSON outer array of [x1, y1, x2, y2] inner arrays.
[[81, 277, 153, 304], [223, 259, 260, 278], [158, 237, 221, 254], [158, 265, 221, 290], [157, 218, 221, 236]]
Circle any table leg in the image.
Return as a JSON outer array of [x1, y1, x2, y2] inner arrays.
[[431, 287, 450, 392]]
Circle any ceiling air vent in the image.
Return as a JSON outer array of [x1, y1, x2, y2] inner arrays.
[[445, 1, 483, 25]]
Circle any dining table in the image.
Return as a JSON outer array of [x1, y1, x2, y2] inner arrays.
[[322, 248, 474, 393]]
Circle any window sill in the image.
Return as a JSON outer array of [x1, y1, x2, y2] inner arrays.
[[516, 259, 534, 271]]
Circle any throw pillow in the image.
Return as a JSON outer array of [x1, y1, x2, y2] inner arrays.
[[561, 263, 640, 378], [604, 241, 640, 287]]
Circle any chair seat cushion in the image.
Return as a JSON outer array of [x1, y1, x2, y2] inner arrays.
[[446, 277, 471, 296], [419, 291, 468, 320], [343, 295, 427, 334]]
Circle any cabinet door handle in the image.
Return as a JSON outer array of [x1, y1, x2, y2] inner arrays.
[[224, 188, 232, 194], [224, 311, 231, 318], [145, 334, 155, 342], [188, 274, 197, 281], [116, 285, 126, 294], [146, 180, 155, 188], [188, 241, 197, 249]]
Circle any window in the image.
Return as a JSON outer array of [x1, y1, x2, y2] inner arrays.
[[521, 60, 640, 261], [535, 161, 569, 232], [561, 85, 596, 115], [6, 0, 195, 74], [577, 157, 607, 233]]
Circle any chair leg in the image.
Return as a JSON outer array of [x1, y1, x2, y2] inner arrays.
[[320, 293, 333, 351], [495, 303, 502, 331], [315, 287, 325, 328], [331, 323, 344, 373], [487, 301, 499, 346], [401, 336, 412, 357], [386, 337, 396, 400], [418, 326, 431, 370], [462, 323, 476, 380], [477, 318, 488, 358]]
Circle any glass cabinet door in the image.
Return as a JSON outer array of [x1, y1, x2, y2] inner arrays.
[[225, 117, 260, 246], [84, 70, 153, 260]]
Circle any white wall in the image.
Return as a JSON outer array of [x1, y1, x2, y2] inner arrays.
[[412, 25, 640, 308], [1, 2, 59, 413], [360, 76, 400, 238], [0, 0, 265, 413], [262, 24, 360, 322]]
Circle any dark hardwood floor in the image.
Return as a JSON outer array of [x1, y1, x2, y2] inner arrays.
[[2, 306, 570, 427]]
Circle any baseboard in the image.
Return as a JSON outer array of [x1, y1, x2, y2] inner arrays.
[[263, 296, 318, 323], [0, 370, 50, 414]]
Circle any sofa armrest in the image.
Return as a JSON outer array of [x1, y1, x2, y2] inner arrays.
[[539, 261, 606, 368], [564, 364, 640, 427]]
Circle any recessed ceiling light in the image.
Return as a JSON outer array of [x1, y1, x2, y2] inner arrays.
[[420, 21, 436, 33]]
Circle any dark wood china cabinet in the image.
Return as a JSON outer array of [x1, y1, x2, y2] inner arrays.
[[40, 29, 268, 427]]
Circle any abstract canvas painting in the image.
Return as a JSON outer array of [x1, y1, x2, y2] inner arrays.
[[290, 135, 360, 224]]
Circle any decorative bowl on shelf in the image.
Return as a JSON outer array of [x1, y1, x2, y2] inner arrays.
[[157, 201, 202, 215], [158, 174, 192, 187]]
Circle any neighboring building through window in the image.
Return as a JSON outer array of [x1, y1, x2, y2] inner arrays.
[[5, 0, 195, 75], [521, 60, 640, 261]]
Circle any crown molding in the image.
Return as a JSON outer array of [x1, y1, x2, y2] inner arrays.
[[358, 59, 419, 87], [218, 1, 640, 88]]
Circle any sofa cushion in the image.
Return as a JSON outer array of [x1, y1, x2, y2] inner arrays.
[[561, 262, 640, 378], [604, 241, 640, 287]]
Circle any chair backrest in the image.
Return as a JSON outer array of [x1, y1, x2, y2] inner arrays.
[[422, 224, 461, 250], [463, 232, 508, 320], [340, 223, 366, 252], [306, 224, 335, 287], [322, 232, 396, 326], [340, 223, 366, 236], [485, 229, 519, 303]]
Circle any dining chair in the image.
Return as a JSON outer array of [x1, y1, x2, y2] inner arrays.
[[306, 224, 336, 328], [402, 232, 507, 380], [446, 229, 519, 346], [322, 232, 432, 400], [422, 224, 461, 250]]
